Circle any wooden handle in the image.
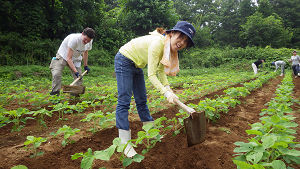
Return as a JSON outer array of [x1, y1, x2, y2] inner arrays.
[[173, 98, 195, 114], [70, 70, 88, 86]]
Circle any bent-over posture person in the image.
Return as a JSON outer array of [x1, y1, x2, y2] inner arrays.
[[271, 61, 286, 76], [252, 59, 265, 75], [49, 27, 95, 96], [114, 21, 196, 157]]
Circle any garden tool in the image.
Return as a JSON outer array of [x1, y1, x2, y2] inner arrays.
[[62, 70, 87, 95], [174, 98, 206, 147]]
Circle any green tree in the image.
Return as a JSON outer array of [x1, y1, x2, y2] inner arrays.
[[213, 0, 241, 46], [117, 0, 179, 36], [238, 0, 256, 24], [240, 12, 292, 48], [173, 0, 220, 47], [257, 0, 273, 17], [269, 0, 300, 47]]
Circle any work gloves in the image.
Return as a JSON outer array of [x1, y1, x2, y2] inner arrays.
[[75, 72, 82, 79], [84, 66, 90, 74], [164, 85, 178, 104], [75, 72, 80, 78]]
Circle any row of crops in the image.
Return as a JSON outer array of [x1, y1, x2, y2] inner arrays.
[[233, 72, 300, 169]]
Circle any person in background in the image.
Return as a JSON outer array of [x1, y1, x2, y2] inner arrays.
[[289, 50, 300, 78], [49, 27, 95, 96], [252, 59, 265, 75], [271, 61, 286, 76], [114, 21, 196, 157]]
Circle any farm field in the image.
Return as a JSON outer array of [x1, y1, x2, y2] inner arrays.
[[0, 66, 299, 169]]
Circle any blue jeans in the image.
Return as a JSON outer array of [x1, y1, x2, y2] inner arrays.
[[292, 64, 299, 76], [114, 52, 153, 130]]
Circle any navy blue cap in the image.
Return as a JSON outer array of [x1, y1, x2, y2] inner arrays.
[[166, 21, 196, 47]]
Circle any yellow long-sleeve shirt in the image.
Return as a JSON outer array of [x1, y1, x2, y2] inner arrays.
[[119, 31, 169, 94]]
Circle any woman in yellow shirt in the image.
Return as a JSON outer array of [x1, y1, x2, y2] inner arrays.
[[115, 21, 196, 157]]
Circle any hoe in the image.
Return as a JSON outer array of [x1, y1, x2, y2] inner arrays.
[[174, 98, 206, 147], [62, 70, 88, 95]]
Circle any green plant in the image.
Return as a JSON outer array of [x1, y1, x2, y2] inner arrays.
[[28, 92, 50, 110], [10, 165, 28, 169], [0, 112, 10, 128], [135, 123, 162, 154], [233, 72, 300, 169], [4, 108, 33, 132], [224, 87, 250, 99], [90, 101, 101, 113], [71, 138, 144, 169], [81, 110, 105, 133], [48, 94, 65, 105], [30, 108, 52, 128], [51, 125, 80, 147], [49, 101, 69, 121], [74, 101, 90, 114], [24, 136, 47, 158]]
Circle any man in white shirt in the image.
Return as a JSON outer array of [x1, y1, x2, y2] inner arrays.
[[49, 27, 95, 96], [271, 61, 286, 76], [289, 50, 300, 78]]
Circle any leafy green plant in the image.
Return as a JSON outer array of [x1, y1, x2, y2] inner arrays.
[[81, 110, 105, 133], [51, 125, 80, 147], [74, 101, 90, 114], [4, 108, 33, 132], [233, 134, 300, 169], [71, 138, 144, 169], [233, 72, 300, 169], [48, 94, 65, 105], [90, 101, 101, 113], [49, 101, 69, 120], [28, 92, 50, 110], [0, 112, 10, 128], [30, 108, 52, 128], [10, 165, 28, 169], [24, 136, 47, 158], [135, 123, 162, 154], [224, 87, 250, 99]]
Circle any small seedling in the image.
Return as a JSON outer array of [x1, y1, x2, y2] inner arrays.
[[51, 125, 80, 147], [72, 138, 144, 169], [24, 136, 47, 158]]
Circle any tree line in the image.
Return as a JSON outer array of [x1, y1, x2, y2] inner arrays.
[[0, 0, 299, 66]]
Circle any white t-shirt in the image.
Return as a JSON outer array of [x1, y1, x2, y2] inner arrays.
[[57, 33, 93, 67], [290, 55, 300, 65]]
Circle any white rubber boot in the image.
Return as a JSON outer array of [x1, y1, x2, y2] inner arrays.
[[119, 129, 137, 158]]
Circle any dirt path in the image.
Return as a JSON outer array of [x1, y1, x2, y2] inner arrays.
[[0, 76, 284, 169]]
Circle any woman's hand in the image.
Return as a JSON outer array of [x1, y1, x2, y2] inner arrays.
[[164, 91, 178, 104]]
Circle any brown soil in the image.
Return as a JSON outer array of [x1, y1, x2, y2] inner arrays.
[[2, 76, 299, 169]]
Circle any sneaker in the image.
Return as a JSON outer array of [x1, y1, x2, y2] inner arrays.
[[280, 73, 283, 76], [295, 76, 298, 78]]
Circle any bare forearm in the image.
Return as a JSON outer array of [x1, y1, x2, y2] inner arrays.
[[83, 51, 88, 66], [67, 48, 77, 72]]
